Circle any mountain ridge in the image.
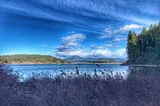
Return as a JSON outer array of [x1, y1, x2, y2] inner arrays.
[[65, 56, 126, 63]]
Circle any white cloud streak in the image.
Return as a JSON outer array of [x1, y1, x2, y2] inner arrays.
[[113, 37, 127, 42], [99, 24, 143, 39], [61, 34, 86, 45]]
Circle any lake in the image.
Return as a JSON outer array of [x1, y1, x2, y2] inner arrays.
[[7, 64, 128, 80]]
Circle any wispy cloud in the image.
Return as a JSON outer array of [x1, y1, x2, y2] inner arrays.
[[113, 37, 127, 42], [99, 24, 143, 39], [0, 0, 159, 33], [61, 34, 86, 45], [0, 0, 159, 56], [116, 24, 143, 34], [91, 44, 112, 49]]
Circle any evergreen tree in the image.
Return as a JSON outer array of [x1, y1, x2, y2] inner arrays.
[[141, 27, 148, 35], [127, 22, 160, 64], [127, 31, 138, 61]]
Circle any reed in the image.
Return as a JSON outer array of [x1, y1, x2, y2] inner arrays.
[[0, 65, 160, 106]]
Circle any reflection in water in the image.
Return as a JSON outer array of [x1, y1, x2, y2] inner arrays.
[[128, 66, 160, 79], [129, 66, 160, 71]]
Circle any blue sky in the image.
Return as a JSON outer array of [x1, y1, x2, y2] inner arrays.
[[0, 0, 159, 58]]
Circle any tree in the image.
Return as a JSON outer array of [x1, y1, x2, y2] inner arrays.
[[141, 27, 148, 35], [149, 24, 154, 30], [127, 22, 160, 64], [127, 31, 138, 61]]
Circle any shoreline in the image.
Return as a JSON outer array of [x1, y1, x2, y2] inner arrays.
[[4, 63, 123, 65], [4, 63, 160, 67], [121, 64, 160, 67]]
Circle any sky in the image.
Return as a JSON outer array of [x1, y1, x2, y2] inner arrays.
[[0, 0, 159, 58]]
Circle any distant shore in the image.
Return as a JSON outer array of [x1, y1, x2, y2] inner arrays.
[[5, 63, 123, 65]]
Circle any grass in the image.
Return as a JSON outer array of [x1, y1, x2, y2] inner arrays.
[[1, 65, 160, 106]]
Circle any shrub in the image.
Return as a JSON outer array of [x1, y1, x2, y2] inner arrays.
[[1, 66, 160, 106]]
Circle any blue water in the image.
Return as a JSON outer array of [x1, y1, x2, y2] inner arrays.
[[8, 64, 128, 80]]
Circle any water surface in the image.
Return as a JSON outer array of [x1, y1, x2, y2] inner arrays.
[[9, 64, 128, 80]]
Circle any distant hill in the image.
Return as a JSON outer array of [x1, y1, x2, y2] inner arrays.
[[0, 54, 64, 64], [65, 56, 126, 63], [64, 56, 87, 62], [0, 54, 126, 64]]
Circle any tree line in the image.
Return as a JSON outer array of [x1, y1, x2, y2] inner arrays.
[[0, 54, 64, 64], [127, 22, 160, 64]]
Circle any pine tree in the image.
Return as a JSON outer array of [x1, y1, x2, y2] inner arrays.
[[127, 22, 160, 64], [141, 27, 148, 35], [127, 31, 138, 61]]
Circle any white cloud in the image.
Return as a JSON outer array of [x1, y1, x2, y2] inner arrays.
[[56, 49, 89, 57], [91, 44, 112, 49], [112, 48, 127, 58], [55, 38, 127, 58], [117, 24, 143, 34], [131, 17, 159, 25], [89, 48, 111, 57], [55, 33, 126, 58], [113, 37, 127, 42], [55, 33, 87, 57], [99, 24, 143, 39], [99, 29, 114, 39], [66, 42, 78, 46], [56, 45, 127, 58], [113, 38, 121, 42], [56, 48, 112, 58], [61, 34, 86, 45]]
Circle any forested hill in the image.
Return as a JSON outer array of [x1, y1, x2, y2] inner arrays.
[[0, 54, 64, 64], [127, 22, 160, 64]]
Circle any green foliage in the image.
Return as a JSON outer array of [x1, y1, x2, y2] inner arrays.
[[127, 22, 160, 64], [127, 31, 139, 61], [0, 54, 64, 64]]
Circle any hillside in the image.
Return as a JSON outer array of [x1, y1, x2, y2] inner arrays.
[[65, 56, 126, 63], [0, 54, 64, 64], [0, 55, 127, 64]]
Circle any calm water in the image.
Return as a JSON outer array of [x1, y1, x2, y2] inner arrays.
[[8, 64, 128, 80]]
